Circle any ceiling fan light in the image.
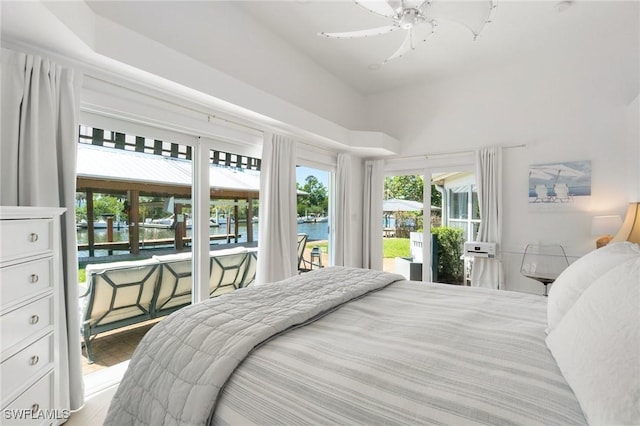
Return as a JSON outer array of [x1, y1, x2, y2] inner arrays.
[[400, 8, 420, 29]]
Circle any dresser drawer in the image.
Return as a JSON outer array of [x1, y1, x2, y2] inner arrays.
[[1, 258, 53, 310], [3, 372, 53, 425], [1, 297, 53, 353], [1, 334, 53, 405], [0, 220, 53, 263]]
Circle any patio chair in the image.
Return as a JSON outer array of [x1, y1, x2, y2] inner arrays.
[[241, 248, 258, 287], [297, 233, 312, 273], [152, 252, 194, 317], [209, 247, 249, 297], [80, 258, 161, 363]]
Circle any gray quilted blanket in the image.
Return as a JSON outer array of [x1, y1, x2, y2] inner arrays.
[[104, 267, 403, 426]]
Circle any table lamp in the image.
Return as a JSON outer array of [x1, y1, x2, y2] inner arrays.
[[610, 202, 640, 244], [591, 215, 622, 248]]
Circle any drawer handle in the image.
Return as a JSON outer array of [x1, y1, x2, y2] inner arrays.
[[30, 355, 40, 365], [29, 274, 39, 284], [28, 233, 39, 243], [29, 315, 39, 325], [31, 403, 39, 412]]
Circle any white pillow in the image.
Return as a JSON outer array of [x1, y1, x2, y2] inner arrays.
[[547, 242, 640, 332], [546, 258, 640, 425]]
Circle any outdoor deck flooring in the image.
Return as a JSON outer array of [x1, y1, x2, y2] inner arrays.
[[82, 318, 162, 375]]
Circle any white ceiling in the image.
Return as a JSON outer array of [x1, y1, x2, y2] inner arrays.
[[82, 0, 615, 96]]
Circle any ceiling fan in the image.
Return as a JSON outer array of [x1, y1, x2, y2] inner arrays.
[[318, 0, 497, 63]]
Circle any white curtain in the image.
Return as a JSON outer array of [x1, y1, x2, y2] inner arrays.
[[256, 133, 298, 285], [333, 153, 351, 266], [1, 50, 84, 410], [362, 159, 384, 270], [471, 146, 504, 289]]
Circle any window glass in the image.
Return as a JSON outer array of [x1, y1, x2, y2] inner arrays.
[[450, 187, 469, 219], [472, 222, 480, 239], [448, 220, 469, 242], [296, 166, 330, 270], [472, 185, 480, 220], [77, 125, 195, 377], [380, 174, 425, 277], [76, 125, 262, 379]]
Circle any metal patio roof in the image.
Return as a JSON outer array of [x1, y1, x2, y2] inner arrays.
[[76, 144, 262, 198]]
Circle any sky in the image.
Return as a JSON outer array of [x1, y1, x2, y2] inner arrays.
[[296, 166, 329, 188]]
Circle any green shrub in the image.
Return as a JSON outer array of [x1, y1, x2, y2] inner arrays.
[[431, 227, 464, 284]]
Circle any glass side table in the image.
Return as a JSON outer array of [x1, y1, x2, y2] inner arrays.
[[520, 244, 569, 296]]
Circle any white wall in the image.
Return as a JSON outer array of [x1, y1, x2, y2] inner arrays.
[[626, 94, 640, 202], [367, 8, 639, 293]]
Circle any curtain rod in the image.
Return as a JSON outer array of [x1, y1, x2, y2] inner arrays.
[[425, 143, 526, 159], [388, 143, 526, 161]]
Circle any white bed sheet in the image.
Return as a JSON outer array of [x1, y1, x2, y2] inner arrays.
[[214, 280, 586, 425]]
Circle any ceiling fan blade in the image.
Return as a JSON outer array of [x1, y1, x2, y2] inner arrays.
[[425, 0, 497, 38], [383, 21, 434, 62], [355, 1, 398, 18], [319, 24, 400, 39], [411, 19, 436, 43], [384, 31, 413, 62]]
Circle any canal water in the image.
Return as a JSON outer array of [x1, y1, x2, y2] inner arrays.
[[77, 221, 329, 258]]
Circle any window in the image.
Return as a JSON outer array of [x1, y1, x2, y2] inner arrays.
[[77, 125, 261, 380], [208, 148, 260, 247], [447, 184, 480, 242]]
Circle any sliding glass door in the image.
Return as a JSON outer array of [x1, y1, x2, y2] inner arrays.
[[296, 165, 331, 270], [381, 174, 426, 279]]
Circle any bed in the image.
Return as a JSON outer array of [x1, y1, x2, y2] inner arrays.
[[104, 242, 640, 426]]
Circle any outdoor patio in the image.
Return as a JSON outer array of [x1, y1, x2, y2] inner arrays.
[[82, 318, 162, 375]]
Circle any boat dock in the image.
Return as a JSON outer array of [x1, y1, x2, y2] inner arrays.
[[78, 233, 242, 253]]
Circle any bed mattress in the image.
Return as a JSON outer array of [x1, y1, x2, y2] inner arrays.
[[105, 267, 586, 425]]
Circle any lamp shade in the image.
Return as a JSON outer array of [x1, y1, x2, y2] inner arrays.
[[591, 215, 622, 236], [611, 202, 640, 244]]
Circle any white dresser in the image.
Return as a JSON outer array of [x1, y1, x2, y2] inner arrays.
[[1, 206, 66, 425]]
